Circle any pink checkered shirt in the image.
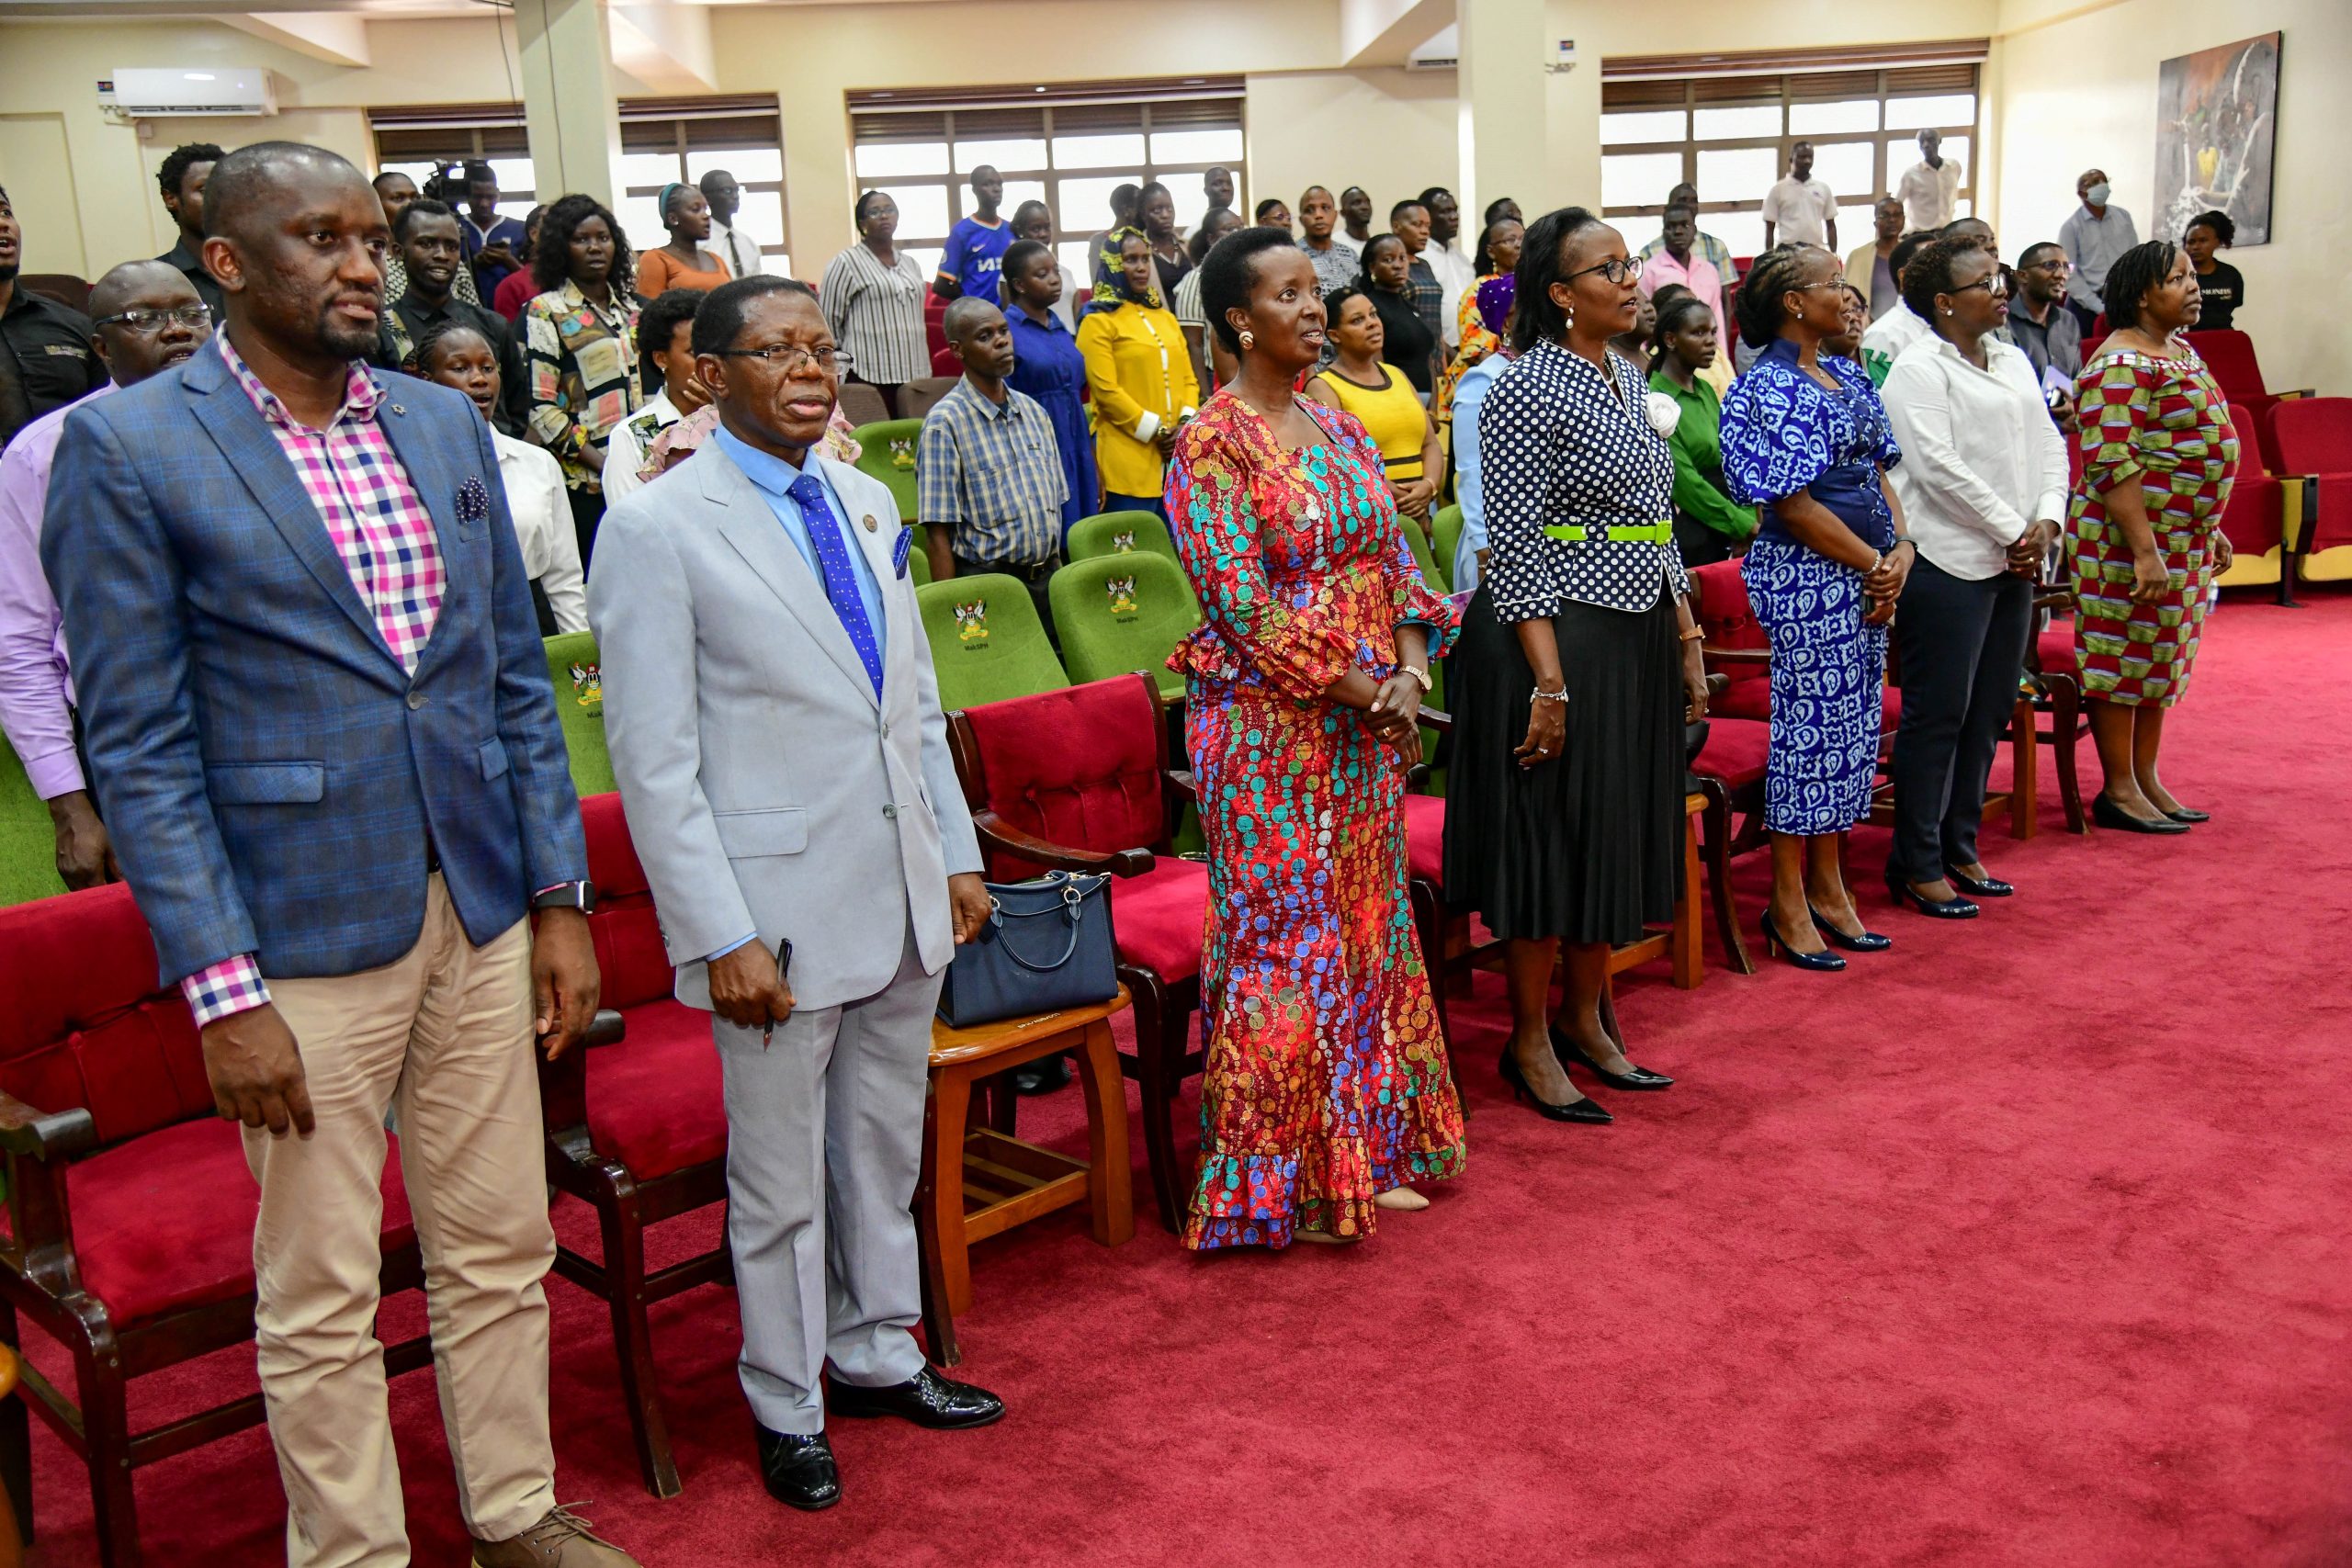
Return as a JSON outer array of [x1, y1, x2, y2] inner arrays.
[[182, 335, 447, 1027]]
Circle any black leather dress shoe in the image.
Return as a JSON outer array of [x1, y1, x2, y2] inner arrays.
[[2163, 805, 2211, 824], [1943, 866, 2015, 898], [2091, 795, 2190, 835], [829, 1366, 1005, 1429], [755, 1426, 841, 1511], [1548, 1024, 1673, 1089]]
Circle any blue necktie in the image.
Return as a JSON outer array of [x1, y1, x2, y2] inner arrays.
[[787, 473, 883, 696]]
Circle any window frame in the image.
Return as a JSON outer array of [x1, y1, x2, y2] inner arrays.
[[1598, 57, 1984, 261]]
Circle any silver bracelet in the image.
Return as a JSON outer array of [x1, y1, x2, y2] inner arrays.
[[1530, 686, 1569, 705]]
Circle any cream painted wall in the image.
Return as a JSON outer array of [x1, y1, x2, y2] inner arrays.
[[1993, 0, 2344, 393], [0, 115, 85, 276], [1245, 69, 1462, 222]]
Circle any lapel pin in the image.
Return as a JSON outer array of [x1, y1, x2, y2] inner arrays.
[[863, 513, 879, 533], [389, 403, 406, 415]]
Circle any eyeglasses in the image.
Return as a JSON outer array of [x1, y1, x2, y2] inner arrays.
[[1949, 274, 2010, 299], [709, 344, 854, 375], [1565, 256, 1643, 287], [94, 304, 212, 334], [2027, 257, 2072, 275]]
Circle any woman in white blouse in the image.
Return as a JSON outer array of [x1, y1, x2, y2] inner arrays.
[[820, 191, 932, 416], [413, 320, 587, 635], [1881, 237, 2067, 910]]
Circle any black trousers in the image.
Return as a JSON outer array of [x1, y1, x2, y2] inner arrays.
[[1889, 555, 2033, 883], [1673, 514, 1737, 569], [568, 486, 605, 572], [953, 553, 1061, 645]]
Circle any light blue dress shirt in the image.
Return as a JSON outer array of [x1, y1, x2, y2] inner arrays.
[[703, 424, 892, 964], [1451, 355, 1506, 595], [712, 423, 887, 666]]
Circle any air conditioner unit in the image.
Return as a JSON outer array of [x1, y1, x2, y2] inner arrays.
[[107, 66, 277, 118]]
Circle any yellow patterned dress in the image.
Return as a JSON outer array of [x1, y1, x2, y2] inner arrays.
[[1164, 392, 1464, 1250], [2068, 344, 2237, 705]]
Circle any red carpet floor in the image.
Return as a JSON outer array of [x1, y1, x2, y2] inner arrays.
[[20, 592, 2352, 1566]]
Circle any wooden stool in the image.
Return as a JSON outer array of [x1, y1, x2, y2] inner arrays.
[[0, 1342, 22, 1568], [916, 988, 1136, 1366]]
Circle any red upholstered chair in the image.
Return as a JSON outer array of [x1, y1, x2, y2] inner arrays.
[[537, 792, 726, 1498], [2188, 330, 2312, 472], [2267, 398, 2352, 587], [2213, 404, 2288, 600], [0, 885, 434, 1566], [945, 675, 1207, 1234]]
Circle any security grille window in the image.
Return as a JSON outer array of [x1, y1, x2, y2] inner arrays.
[[370, 96, 790, 272], [847, 79, 1246, 285], [1599, 43, 1986, 264]]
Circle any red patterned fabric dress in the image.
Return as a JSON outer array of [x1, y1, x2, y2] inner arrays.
[[2068, 344, 2237, 705], [1164, 391, 1464, 1250]]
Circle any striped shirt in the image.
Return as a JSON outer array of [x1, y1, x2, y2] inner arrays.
[[1407, 255, 1445, 347], [820, 242, 932, 385], [185, 333, 449, 1027], [915, 377, 1069, 567]]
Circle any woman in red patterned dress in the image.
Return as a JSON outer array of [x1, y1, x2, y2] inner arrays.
[[1164, 228, 1464, 1250]]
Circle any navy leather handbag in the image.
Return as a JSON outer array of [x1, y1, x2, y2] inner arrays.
[[935, 871, 1119, 1028]]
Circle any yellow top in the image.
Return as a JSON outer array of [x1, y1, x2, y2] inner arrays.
[[1075, 300, 1201, 501], [1315, 365, 1426, 482]]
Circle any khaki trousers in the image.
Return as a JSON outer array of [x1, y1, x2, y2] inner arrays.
[[250, 874, 557, 1566]]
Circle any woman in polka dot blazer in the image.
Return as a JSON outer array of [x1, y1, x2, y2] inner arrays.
[[1442, 207, 1709, 1126]]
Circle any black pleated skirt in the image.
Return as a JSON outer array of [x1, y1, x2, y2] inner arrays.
[[1442, 586, 1684, 947]]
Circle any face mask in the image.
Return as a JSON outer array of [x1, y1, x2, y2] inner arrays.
[[2086, 183, 2112, 206]]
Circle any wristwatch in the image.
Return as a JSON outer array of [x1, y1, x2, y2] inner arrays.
[[1397, 664, 1434, 694], [532, 880, 596, 915]]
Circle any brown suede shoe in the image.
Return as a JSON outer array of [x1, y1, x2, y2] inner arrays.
[[471, 1506, 640, 1567]]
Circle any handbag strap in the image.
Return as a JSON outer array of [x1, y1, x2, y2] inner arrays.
[[988, 882, 1091, 973]]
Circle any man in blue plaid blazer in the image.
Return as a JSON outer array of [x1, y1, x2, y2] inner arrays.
[[42, 143, 635, 1566]]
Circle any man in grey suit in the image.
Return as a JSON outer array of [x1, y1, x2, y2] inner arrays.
[[588, 275, 1004, 1513]]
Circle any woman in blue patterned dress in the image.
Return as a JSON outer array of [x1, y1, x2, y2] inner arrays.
[[1718, 245, 1914, 970]]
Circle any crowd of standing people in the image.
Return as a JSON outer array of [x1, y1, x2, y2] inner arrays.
[[0, 130, 2257, 1557]]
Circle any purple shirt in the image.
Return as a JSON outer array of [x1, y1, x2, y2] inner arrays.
[[0, 380, 112, 800]]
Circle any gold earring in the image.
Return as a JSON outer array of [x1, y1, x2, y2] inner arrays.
[[1238, 329, 1255, 350]]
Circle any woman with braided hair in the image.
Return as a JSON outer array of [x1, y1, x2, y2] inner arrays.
[[1718, 243, 1909, 968]]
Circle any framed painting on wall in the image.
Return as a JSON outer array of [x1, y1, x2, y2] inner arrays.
[[2155, 31, 2280, 246]]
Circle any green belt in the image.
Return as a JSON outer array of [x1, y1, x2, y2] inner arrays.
[[1543, 521, 1673, 544]]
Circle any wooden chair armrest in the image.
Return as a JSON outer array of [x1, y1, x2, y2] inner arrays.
[[2276, 388, 2316, 400], [1415, 705, 1453, 735], [582, 1008, 627, 1048], [1702, 644, 1772, 666], [0, 1089, 96, 1162], [973, 811, 1154, 877], [2032, 589, 2075, 612], [1166, 768, 1197, 800]]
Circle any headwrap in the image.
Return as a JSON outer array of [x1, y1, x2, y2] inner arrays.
[[1088, 225, 1162, 314], [1476, 274, 1517, 338]]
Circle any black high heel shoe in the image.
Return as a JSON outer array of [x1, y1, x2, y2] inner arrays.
[[2091, 795, 2190, 835], [1549, 1024, 1673, 1089], [1943, 865, 2015, 898], [1808, 905, 1892, 953], [1883, 870, 1980, 919], [1761, 912, 1847, 971], [2162, 805, 2211, 824], [1498, 1048, 1613, 1123]]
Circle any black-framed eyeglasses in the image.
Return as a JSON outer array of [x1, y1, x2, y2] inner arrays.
[[1564, 256, 1643, 287], [1949, 275, 2010, 299], [708, 344, 854, 376], [94, 304, 212, 334]]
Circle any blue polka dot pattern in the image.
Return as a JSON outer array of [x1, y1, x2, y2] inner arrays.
[[789, 473, 884, 696]]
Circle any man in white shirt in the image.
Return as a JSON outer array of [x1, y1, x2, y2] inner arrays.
[[1418, 186, 1476, 349], [1895, 130, 1962, 232], [1762, 141, 1838, 251], [701, 168, 773, 281], [604, 288, 711, 502]]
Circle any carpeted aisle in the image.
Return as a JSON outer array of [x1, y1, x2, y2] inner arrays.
[[19, 594, 2352, 1567]]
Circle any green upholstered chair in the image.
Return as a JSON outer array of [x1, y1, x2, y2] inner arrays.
[[907, 536, 933, 586], [1430, 504, 1464, 594], [0, 739, 64, 908], [1399, 513, 1447, 596], [1065, 510, 1182, 573], [917, 574, 1069, 713], [544, 631, 616, 797], [850, 418, 922, 525], [1048, 552, 1198, 705]]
